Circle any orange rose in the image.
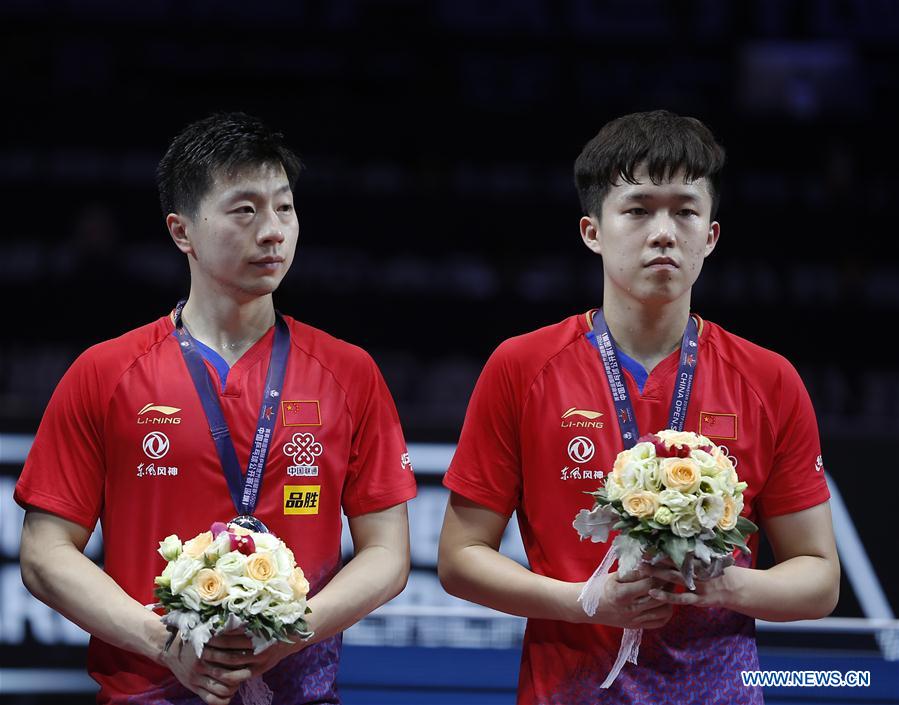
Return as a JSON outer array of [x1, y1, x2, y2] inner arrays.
[[246, 552, 276, 582], [611, 451, 630, 478], [183, 531, 213, 559], [288, 567, 310, 599], [621, 491, 660, 519], [660, 458, 701, 494], [194, 568, 227, 603], [718, 495, 742, 531]]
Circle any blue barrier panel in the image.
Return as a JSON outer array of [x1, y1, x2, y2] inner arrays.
[[339, 647, 899, 705]]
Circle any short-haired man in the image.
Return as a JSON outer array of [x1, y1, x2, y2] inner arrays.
[[438, 110, 839, 704], [17, 112, 417, 704]]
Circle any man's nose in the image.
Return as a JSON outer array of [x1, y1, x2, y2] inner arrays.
[[258, 209, 286, 243], [649, 215, 676, 247]]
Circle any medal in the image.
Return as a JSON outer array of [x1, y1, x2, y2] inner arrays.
[[229, 515, 270, 534]]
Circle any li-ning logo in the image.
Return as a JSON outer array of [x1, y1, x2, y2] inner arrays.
[[142, 432, 170, 459], [137, 403, 182, 425], [561, 407, 604, 429], [567, 436, 595, 463]]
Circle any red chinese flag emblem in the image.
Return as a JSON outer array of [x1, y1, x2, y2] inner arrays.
[[281, 400, 321, 426], [699, 412, 737, 440]]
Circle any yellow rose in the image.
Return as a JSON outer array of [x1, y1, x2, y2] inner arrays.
[[246, 552, 276, 582], [611, 449, 631, 478], [713, 448, 736, 476], [183, 531, 213, 559], [288, 566, 310, 599], [660, 458, 701, 494], [718, 495, 738, 531], [621, 490, 660, 519], [194, 568, 227, 603], [230, 524, 253, 537]]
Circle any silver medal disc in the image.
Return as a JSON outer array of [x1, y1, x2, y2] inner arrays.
[[229, 515, 269, 533]]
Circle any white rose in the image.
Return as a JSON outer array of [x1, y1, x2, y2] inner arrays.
[[670, 512, 701, 538], [231, 575, 264, 596], [222, 577, 262, 613], [170, 556, 205, 594], [158, 535, 183, 562], [705, 471, 737, 496], [179, 584, 202, 611], [215, 551, 248, 578], [264, 577, 294, 602], [604, 474, 627, 502], [658, 489, 695, 512], [690, 449, 719, 477], [271, 547, 294, 578], [695, 493, 725, 529], [155, 561, 175, 588], [253, 534, 281, 553], [641, 460, 663, 492], [615, 460, 645, 491], [267, 600, 306, 626], [246, 591, 273, 615], [629, 441, 656, 461], [204, 533, 232, 563]]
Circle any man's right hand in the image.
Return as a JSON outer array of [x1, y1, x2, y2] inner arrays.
[[570, 566, 675, 630], [160, 634, 252, 705]]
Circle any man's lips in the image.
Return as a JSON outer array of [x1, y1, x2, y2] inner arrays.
[[645, 257, 678, 268], [251, 256, 285, 264]]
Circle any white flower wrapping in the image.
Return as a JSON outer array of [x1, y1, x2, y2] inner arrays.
[[153, 521, 313, 659], [572, 430, 758, 689]]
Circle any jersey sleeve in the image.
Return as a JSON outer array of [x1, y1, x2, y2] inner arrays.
[[341, 352, 417, 517], [14, 347, 110, 530], [443, 342, 523, 517], [756, 361, 830, 518]]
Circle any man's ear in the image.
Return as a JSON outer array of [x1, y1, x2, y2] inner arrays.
[[167, 213, 194, 256], [705, 220, 720, 257], [579, 215, 602, 255]]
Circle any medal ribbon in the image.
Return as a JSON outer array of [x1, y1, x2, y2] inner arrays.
[[591, 309, 699, 449], [172, 299, 289, 517]]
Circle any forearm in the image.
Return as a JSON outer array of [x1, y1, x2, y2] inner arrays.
[[439, 543, 579, 622], [723, 556, 839, 621], [302, 543, 409, 645], [21, 542, 168, 662]]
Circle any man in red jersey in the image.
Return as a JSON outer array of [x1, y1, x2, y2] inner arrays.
[[438, 110, 839, 704], [16, 113, 417, 705]]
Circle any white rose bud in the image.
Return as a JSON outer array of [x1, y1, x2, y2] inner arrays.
[[158, 535, 182, 562]]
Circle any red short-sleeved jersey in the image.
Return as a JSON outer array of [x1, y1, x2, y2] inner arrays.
[[444, 311, 830, 705], [15, 312, 417, 704]]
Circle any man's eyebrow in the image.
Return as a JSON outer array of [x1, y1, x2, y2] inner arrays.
[[223, 184, 292, 201], [618, 191, 701, 202]]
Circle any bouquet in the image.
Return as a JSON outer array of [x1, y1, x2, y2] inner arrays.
[[153, 521, 313, 702], [572, 430, 757, 687]]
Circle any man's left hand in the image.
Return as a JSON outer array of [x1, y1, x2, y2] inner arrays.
[[202, 630, 305, 677]]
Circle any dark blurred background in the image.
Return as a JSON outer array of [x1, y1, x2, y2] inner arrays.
[[1, 0, 898, 694]]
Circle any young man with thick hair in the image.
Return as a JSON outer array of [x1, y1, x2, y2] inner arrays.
[[438, 110, 839, 704], [17, 112, 417, 705]]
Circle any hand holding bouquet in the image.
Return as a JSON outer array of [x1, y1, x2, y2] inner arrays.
[[154, 521, 313, 664], [572, 430, 757, 687]]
